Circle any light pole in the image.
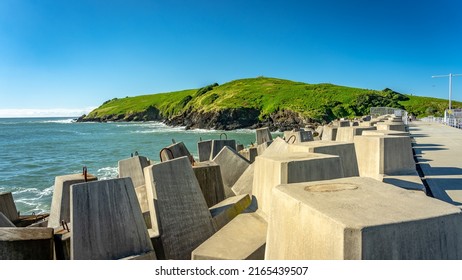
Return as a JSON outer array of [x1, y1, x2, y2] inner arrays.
[[432, 73, 462, 110]]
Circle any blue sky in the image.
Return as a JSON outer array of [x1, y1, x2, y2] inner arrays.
[[1, 0, 461, 117]]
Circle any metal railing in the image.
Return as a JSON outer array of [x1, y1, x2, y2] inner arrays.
[[421, 116, 462, 129]]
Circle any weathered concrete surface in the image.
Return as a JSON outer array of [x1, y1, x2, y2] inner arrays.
[[48, 173, 98, 229], [321, 126, 338, 141], [409, 122, 462, 206], [0, 192, 18, 222], [212, 146, 250, 197], [192, 213, 267, 260], [239, 147, 258, 163], [354, 135, 415, 179], [253, 152, 344, 218], [210, 140, 237, 160], [118, 155, 150, 188], [193, 162, 226, 207], [256, 141, 272, 155], [232, 163, 255, 196], [198, 140, 212, 162], [284, 129, 313, 143], [382, 174, 426, 193], [70, 178, 154, 260], [144, 156, 216, 260], [359, 120, 379, 127], [0, 212, 15, 227], [335, 127, 376, 142], [209, 194, 253, 230], [289, 141, 359, 177], [0, 228, 54, 260], [362, 130, 409, 136], [259, 137, 289, 156], [256, 127, 273, 145], [160, 141, 194, 163], [376, 123, 407, 132], [265, 177, 462, 260], [53, 226, 71, 260]]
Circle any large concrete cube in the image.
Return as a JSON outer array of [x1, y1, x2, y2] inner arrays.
[[0, 228, 54, 260], [48, 173, 97, 228], [210, 140, 237, 160], [212, 146, 250, 197], [192, 213, 267, 260], [193, 162, 226, 207], [265, 177, 462, 259], [321, 126, 338, 141], [289, 141, 359, 177], [335, 127, 376, 142], [70, 178, 154, 260], [376, 123, 407, 132], [144, 156, 216, 260], [354, 135, 415, 178], [0, 192, 18, 222], [198, 140, 212, 162], [253, 152, 344, 218], [256, 127, 273, 145], [0, 212, 15, 227], [209, 194, 253, 230], [160, 141, 193, 162], [118, 155, 150, 188], [232, 163, 255, 196], [284, 129, 313, 143]]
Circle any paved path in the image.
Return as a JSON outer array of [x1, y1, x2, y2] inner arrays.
[[409, 121, 462, 206]]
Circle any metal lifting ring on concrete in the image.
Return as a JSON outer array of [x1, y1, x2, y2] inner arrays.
[[61, 220, 70, 232], [159, 147, 174, 162], [82, 166, 88, 182], [134, 151, 139, 156], [220, 133, 227, 140], [286, 135, 297, 144]]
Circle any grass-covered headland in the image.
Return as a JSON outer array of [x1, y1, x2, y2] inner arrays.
[[80, 77, 460, 130]]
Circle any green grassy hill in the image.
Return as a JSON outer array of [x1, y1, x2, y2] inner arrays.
[[82, 77, 460, 129]]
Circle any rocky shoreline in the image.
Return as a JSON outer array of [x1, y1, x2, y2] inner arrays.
[[77, 108, 322, 132]]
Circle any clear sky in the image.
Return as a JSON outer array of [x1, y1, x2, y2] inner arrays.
[[1, 0, 461, 117]]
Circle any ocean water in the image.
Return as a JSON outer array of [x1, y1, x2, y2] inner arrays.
[[0, 117, 260, 215]]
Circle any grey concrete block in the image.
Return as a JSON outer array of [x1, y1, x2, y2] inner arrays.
[[284, 129, 313, 143], [253, 152, 344, 218], [232, 163, 255, 196], [0, 212, 15, 227], [335, 127, 376, 142], [354, 135, 415, 179], [0, 228, 54, 260], [289, 141, 359, 177], [193, 162, 226, 207], [209, 194, 252, 230], [144, 156, 216, 260], [48, 173, 97, 229], [160, 141, 193, 163], [0, 192, 18, 222], [239, 147, 258, 163], [266, 177, 462, 259], [210, 140, 237, 160], [118, 155, 150, 188], [256, 127, 273, 145], [192, 213, 267, 260], [198, 140, 212, 162], [259, 137, 289, 156], [70, 178, 153, 260], [321, 126, 338, 141], [212, 146, 250, 198]]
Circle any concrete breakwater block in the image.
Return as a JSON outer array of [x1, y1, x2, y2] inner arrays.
[[0, 192, 18, 222], [0, 228, 54, 260], [253, 152, 344, 218], [209, 139, 237, 160], [256, 127, 273, 145], [232, 163, 255, 196], [198, 140, 212, 162], [118, 155, 150, 188], [362, 130, 409, 136], [48, 173, 98, 229], [359, 120, 379, 127], [284, 129, 313, 143], [160, 141, 194, 162], [265, 177, 462, 260], [213, 147, 250, 198], [144, 156, 216, 260], [376, 123, 407, 132], [288, 141, 359, 177], [335, 127, 376, 142], [239, 147, 258, 163], [192, 162, 226, 207], [192, 213, 267, 260], [0, 212, 15, 227], [70, 178, 154, 260], [259, 137, 289, 156], [321, 126, 338, 141], [209, 194, 253, 230], [354, 135, 415, 178]]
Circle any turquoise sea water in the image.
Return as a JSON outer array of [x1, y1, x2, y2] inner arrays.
[[0, 117, 258, 215]]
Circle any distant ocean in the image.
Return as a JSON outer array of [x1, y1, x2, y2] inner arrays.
[[0, 117, 258, 215]]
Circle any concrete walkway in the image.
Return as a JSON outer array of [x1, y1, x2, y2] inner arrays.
[[409, 121, 462, 206]]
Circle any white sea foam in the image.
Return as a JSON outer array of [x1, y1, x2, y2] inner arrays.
[[40, 118, 75, 124], [97, 166, 118, 180]]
